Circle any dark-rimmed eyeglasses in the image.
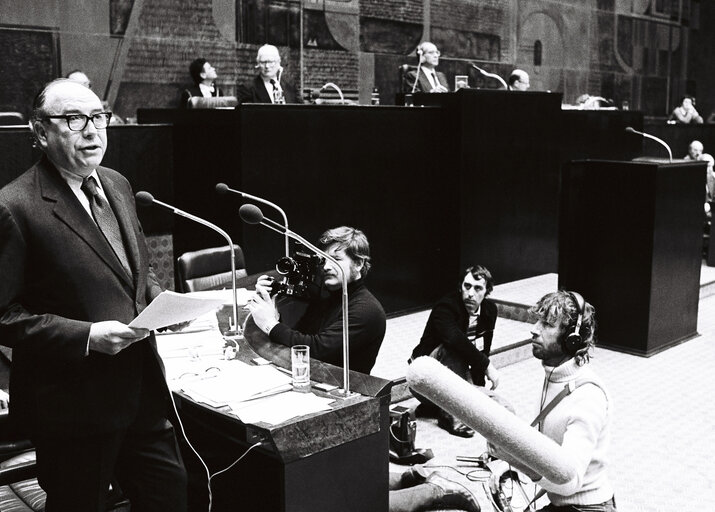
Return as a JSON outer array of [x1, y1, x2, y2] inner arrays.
[[42, 112, 112, 131]]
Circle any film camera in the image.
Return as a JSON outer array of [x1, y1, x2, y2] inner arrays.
[[270, 251, 324, 300]]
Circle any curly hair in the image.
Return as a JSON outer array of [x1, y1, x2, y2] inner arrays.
[[530, 290, 597, 365], [318, 226, 372, 278]]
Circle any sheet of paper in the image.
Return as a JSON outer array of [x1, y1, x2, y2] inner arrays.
[[179, 361, 293, 406], [129, 290, 225, 330], [185, 288, 253, 306], [229, 391, 335, 426]]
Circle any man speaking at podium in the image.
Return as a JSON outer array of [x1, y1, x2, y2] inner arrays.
[[0, 79, 187, 511], [247, 226, 386, 374]]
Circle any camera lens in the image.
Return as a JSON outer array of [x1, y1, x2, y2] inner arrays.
[[275, 256, 296, 275]]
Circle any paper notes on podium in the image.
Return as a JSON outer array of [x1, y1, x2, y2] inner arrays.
[[129, 290, 225, 330]]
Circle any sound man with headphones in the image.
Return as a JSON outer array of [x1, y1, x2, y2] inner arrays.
[[491, 290, 617, 511]]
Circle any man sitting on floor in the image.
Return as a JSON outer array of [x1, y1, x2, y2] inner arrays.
[[409, 265, 500, 437]]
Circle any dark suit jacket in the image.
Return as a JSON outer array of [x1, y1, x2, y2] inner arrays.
[[237, 74, 302, 104], [180, 84, 223, 107], [403, 67, 449, 93], [0, 156, 166, 438], [410, 291, 496, 376]]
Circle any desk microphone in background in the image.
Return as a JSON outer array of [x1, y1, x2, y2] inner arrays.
[[471, 64, 508, 90], [625, 126, 673, 162], [135, 191, 241, 337], [215, 183, 290, 258], [239, 203, 354, 397], [411, 48, 424, 94], [312, 82, 345, 104]]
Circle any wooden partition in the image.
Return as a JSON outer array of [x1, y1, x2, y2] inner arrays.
[[559, 160, 704, 355]]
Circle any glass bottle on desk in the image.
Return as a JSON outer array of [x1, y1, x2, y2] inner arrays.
[[371, 87, 380, 105]]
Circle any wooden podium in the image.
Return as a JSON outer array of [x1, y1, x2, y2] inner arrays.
[[559, 159, 705, 356]]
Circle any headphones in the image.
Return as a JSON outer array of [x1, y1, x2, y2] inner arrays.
[[416, 45, 425, 63], [561, 291, 587, 356]]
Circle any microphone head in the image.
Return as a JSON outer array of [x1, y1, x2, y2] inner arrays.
[[624, 126, 636, 134], [135, 191, 155, 206], [239, 203, 264, 224], [215, 183, 229, 195]]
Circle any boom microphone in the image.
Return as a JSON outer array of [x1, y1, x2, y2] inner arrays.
[[136, 191, 240, 337], [216, 183, 290, 257], [625, 126, 673, 162], [407, 356, 577, 485]]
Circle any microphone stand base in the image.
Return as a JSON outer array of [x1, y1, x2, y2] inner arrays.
[[222, 329, 244, 341], [329, 388, 359, 400]]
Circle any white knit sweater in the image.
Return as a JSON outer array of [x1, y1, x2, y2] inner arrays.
[[536, 359, 614, 506]]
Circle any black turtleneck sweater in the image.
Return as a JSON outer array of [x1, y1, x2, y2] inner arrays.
[[268, 279, 386, 374]]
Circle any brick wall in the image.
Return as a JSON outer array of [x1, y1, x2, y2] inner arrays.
[[359, 0, 422, 24]]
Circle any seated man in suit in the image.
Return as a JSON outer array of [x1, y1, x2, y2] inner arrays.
[[0, 78, 187, 510], [410, 265, 500, 437], [237, 44, 302, 104], [403, 42, 449, 93], [247, 226, 386, 375], [181, 58, 222, 107]]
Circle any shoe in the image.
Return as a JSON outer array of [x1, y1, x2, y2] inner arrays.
[[426, 472, 481, 512], [437, 411, 475, 438]]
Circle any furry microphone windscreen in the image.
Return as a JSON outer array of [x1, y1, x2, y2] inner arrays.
[[407, 356, 576, 485]]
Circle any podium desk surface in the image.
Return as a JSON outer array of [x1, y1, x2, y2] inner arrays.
[[165, 317, 391, 464]]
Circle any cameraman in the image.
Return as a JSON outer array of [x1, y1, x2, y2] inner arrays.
[[247, 226, 386, 374]]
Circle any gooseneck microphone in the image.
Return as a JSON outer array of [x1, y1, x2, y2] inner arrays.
[[136, 191, 240, 337], [215, 183, 290, 258], [239, 203, 354, 397], [625, 126, 673, 162], [319, 82, 345, 104], [411, 50, 423, 94], [471, 64, 508, 90]]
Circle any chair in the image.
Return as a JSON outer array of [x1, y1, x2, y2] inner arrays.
[[176, 244, 251, 293], [0, 112, 25, 126], [0, 409, 130, 511]]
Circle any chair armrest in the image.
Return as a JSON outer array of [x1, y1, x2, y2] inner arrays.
[[0, 458, 36, 486]]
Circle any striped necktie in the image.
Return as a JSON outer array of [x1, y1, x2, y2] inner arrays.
[[81, 176, 132, 278]]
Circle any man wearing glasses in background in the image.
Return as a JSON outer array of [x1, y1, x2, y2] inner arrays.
[[403, 41, 449, 93], [0, 79, 187, 510], [237, 44, 302, 104]]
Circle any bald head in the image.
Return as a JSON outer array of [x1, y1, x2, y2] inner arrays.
[[509, 69, 530, 91], [31, 79, 107, 177], [688, 140, 704, 159]]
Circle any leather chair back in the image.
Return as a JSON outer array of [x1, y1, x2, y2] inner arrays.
[[176, 245, 248, 293]]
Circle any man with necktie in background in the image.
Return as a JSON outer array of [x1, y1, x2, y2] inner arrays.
[[0, 79, 187, 511], [403, 42, 450, 93], [181, 58, 223, 107], [237, 44, 302, 104]]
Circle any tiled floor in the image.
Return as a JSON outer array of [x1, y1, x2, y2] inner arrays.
[[379, 263, 715, 512]]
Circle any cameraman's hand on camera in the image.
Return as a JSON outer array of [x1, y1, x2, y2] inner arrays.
[[254, 275, 274, 297], [247, 281, 280, 335]]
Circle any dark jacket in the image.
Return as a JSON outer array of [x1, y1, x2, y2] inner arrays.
[[0, 156, 166, 437], [269, 279, 386, 375], [410, 291, 496, 377], [180, 83, 223, 107], [237, 74, 302, 104]]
